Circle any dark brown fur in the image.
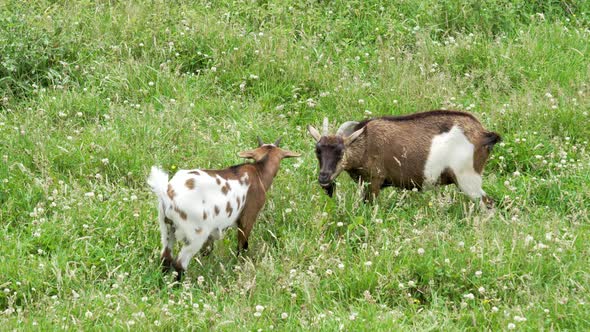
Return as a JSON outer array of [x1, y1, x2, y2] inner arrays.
[[312, 110, 501, 202]]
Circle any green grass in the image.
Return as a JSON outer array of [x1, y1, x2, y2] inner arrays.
[[1, 0, 590, 330]]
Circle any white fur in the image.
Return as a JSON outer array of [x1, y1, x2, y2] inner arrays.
[[148, 166, 249, 270], [423, 126, 486, 200]]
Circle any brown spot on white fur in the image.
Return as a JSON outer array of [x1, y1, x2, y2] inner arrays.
[[174, 206, 187, 220], [236, 196, 241, 209], [195, 227, 203, 234], [203, 211, 208, 220], [226, 201, 233, 217], [167, 184, 175, 199], [185, 178, 195, 190], [216, 178, 221, 185], [214, 205, 220, 216]]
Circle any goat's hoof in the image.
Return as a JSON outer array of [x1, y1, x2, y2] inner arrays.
[[174, 270, 184, 282], [161, 257, 174, 273], [481, 196, 495, 210], [172, 262, 184, 281], [200, 245, 214, 257]]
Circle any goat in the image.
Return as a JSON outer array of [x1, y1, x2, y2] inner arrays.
[[307, 110, 501, 207], [147, 137, 300, 280]]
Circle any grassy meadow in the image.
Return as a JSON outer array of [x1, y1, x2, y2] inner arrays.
[[1, 0, 590, 330]]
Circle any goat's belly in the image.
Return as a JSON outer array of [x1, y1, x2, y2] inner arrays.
[[386, 176, 424, 190]]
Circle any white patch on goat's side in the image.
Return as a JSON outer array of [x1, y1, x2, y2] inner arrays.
[[162, 170, 250, 269], [423, 126, 486, 200]]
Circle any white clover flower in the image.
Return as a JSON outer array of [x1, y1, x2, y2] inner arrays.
[[491, 306, 499, 312], [417, 248, 425, 255], [478, 287, 485, 294], [475, 271, 482, 277], [507, 323, 516, 330], [364, 261, 372, 267], [255, 305, 264, 312], [463, 293, 475, 300], [281, 312, 288, 319]]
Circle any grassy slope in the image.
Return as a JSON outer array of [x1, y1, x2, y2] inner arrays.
[[1, 0, 589, 330]]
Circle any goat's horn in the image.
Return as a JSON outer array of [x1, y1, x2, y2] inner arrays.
[[273, 136, 282, 147], [336, 121, 360, 137], [257, 136, 264, 147], [322, 117, 329, 136]]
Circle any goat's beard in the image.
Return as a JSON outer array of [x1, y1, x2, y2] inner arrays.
[[321, 182, 335, 197]]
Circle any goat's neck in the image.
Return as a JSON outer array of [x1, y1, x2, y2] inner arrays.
[[343, 138, 367, 170], [254, 155, 281, 193]]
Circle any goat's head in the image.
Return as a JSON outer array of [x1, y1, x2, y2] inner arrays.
[[238, 136, 301, 161], [307, 118, 365, 197]]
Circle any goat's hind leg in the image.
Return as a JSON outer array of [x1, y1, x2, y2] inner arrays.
[[200, 228, 221, 257], [174, 231, 209, 281], [158, 205, 176, 272]]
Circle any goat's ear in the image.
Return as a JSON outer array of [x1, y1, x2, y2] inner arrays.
[[281, 149, 301, 158], [307, 125, 322, 142], [237, 150, 256, 159], [344, 127, 365, 146]]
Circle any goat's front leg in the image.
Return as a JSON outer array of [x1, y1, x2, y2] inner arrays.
[[364, 177, 384, 203], [236, 205, 262, 254]]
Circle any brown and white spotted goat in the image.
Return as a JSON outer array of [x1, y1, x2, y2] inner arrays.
[[308, 110, 501, 207], [147, 137, 300, 280]]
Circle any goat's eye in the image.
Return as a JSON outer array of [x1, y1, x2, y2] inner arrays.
[[315, 148, 321, 155]]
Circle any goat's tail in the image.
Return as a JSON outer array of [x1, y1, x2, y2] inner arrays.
[[147, 166, 170, 206], [482, 131, 502, 152]]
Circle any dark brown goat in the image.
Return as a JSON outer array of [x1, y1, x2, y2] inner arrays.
[[308, 110, 501, 207], [148, 137, 300, 280]]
